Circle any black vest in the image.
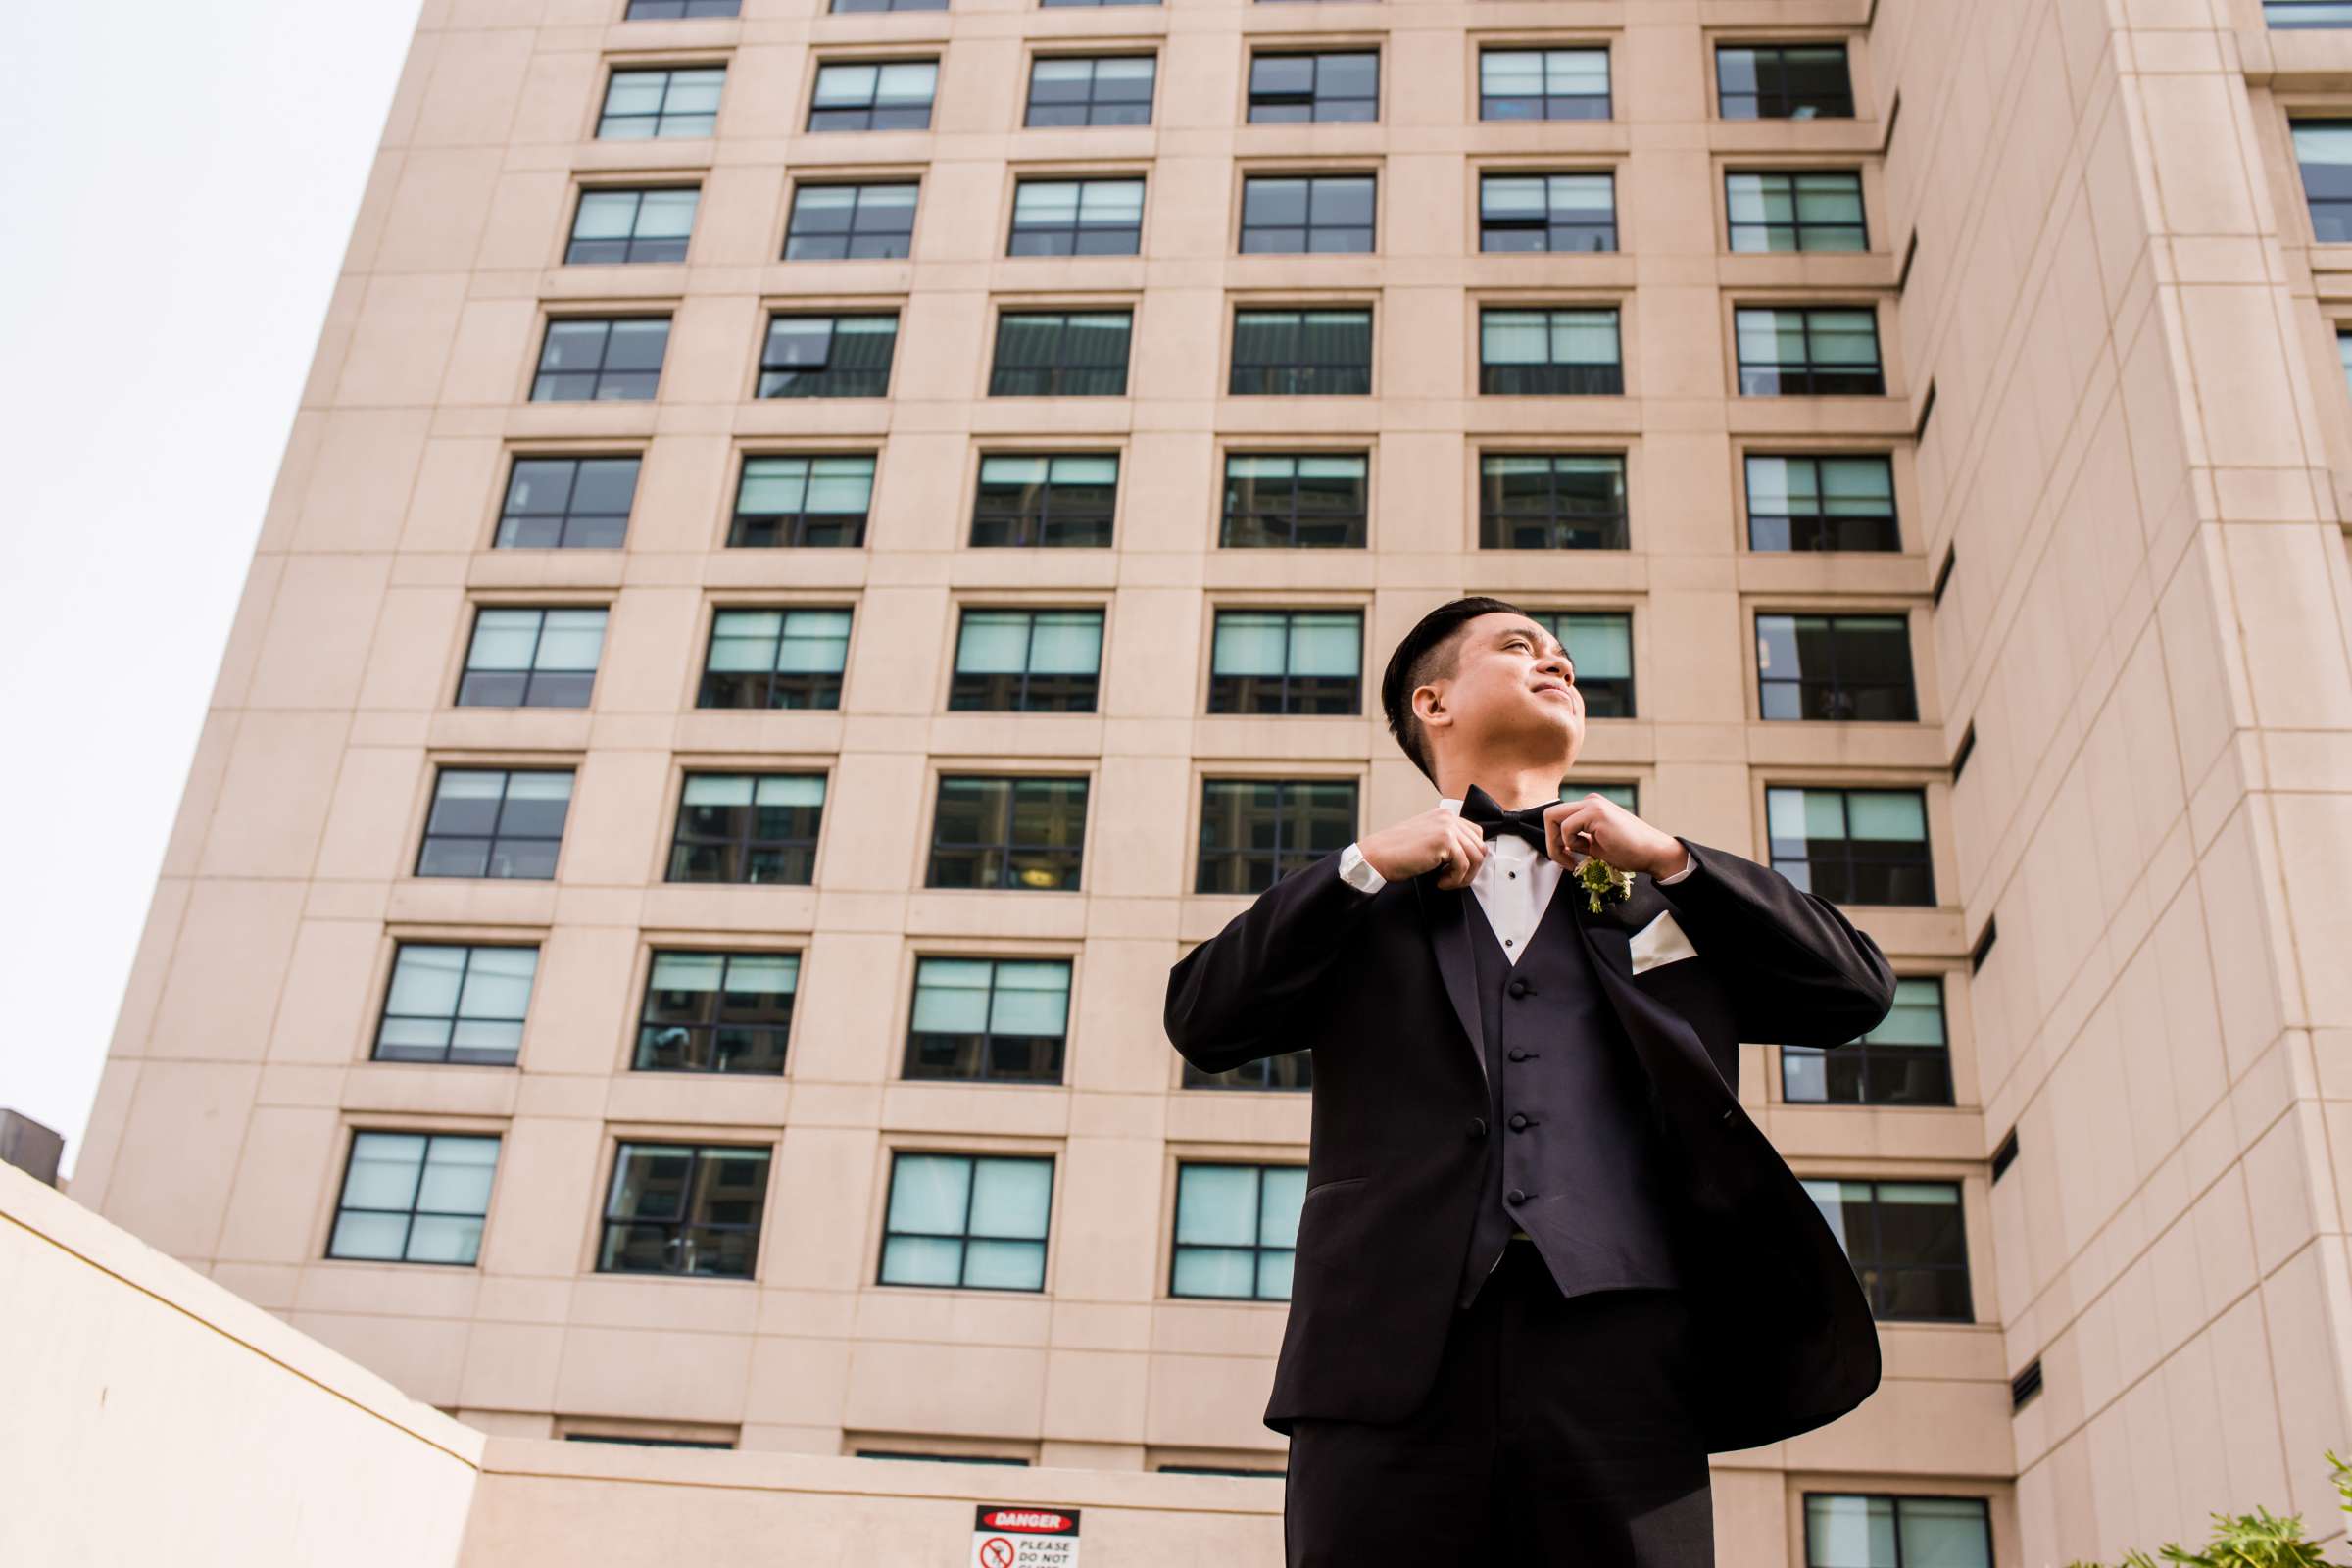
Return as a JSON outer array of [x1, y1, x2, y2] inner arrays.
[[1454, 878, 1687, 1309]]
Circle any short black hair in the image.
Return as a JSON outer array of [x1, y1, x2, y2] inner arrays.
[[1380, 596, 1529, 785]]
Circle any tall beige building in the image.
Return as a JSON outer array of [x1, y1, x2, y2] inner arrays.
[[66, 0, 2352, 1560]]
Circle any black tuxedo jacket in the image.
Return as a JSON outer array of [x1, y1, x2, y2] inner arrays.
[[1163, 836, 1897, 1452]]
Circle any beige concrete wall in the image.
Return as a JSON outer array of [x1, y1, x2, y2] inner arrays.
[[1875, 0, 2352, 1556], [0, 1161, 484, 1566], [2, 1158, 1287, 1564]]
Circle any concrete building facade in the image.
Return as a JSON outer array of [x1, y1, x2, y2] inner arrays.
[[63, 0, 2352, 1560]]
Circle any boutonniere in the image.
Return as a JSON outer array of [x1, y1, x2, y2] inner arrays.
[[1575, 855, 1635, 913]]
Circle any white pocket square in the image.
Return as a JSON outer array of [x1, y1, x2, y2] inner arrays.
[[1628, 909, 1697, 975]]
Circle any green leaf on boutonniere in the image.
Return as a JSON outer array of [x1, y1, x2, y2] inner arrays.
[[1577, 857, 1635, 914]]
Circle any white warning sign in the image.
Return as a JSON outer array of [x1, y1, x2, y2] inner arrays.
[[971, 1504, 1081, 1568]]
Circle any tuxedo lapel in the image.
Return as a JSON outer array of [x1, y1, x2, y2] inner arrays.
[[1412, 874, 1488, 1088]]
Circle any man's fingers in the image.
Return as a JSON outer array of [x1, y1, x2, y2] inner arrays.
[[1545, 801, 1598, 866]]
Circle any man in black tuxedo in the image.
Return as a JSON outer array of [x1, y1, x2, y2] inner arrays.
[[1164, 597, 1896, 1566]]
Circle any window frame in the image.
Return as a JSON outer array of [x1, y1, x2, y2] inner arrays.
[[923, 774, 1093, 892], [948, 606, 1107, 711], [1023, 52, 1157, 127], [1780, 974, 1955, 1108], [596, 64, 726, 139], [1226, 304, 1376, 396], [1238, 172, 1379, 255], [696, 604, 856, 710], [414, 765, 577, 881], [1006, 174, 1149, 257], [1245, 47, 1381, 123], [1476, 304, 1626, 396], [877, 1149, 1057, 1291], [725, 450, 879, 548], [1763, 783, 1936, 906], [1713, 40, 1856, 121], [1205, 606, 1365, 715], [756, 311, 902, 399], [1168, 1160, 1308, 1301], [1723, 168, 1868, 254], [806, 56, 941, 132], [1195, 776, 1361, 894], [1732, 303, 1886, 397], [632, 949, 802, 1074], [326, 1130, 502, 1267], [783, 179, 921, 261], [1753, 610, 1920, 722], [665, 770, 829, 885], [1798, 1492, 1994, 1568], [1798, 1176, 1973, 1322], [1475, 44, 1612, 122], [371, 943, 540, 1067], [1219, 449, 1371, 548], [1476, 170, 1618, 254], [1739, 450, 1900, 553], [969, 450, 1122, 547], [493, 451, 643, 549], [596, 1140, 774, 1279], [902, 955, 1076, 1084], [1475, 449, 1631, 551], [987, 307, 1137, 397], [564, 185, 701, 265], [454, 604, 609, 709], [528, 316, 672, 403]]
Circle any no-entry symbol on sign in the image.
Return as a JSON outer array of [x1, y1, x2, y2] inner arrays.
[[970, 1505, 1080, 1568]]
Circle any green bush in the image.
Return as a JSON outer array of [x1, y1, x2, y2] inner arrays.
[[2064, 1452, 2352, 1568]]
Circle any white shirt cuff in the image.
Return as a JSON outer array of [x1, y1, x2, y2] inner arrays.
[[1655, 852, 1694, 886], [1338, 841, 1386, 894]]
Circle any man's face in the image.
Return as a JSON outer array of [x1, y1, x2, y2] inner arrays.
[[1420, 612, 1585, 770]]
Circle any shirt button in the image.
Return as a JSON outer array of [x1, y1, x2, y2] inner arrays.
[[1467, 1116, 1488, 1140], [1508, 870, 1516, 879], [1506, 1188, 1527, 1205], [1503, 938, 1513, 948], [1509, 1112, 1530, 1131]]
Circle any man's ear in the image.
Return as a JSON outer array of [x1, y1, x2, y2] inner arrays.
[[1412, 681, 1450, 735]]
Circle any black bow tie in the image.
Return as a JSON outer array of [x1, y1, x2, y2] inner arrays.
[[1459, 785, 1553, 851]]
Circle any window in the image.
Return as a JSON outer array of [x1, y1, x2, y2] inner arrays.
[[785, 182, 918, 260], [1727, 172, 1866, 253], [834, 0, 946, 10], [989, 311, 1133, 396], [1479, 48, 1609, 121], [496, 456, 638, 549], [635, 952, 798, 1073], [1528, 611, 1633, 717], [1222, 454, 1368, 547], [2292, 122, 2352, 241], [2269, 1, 2352, 24], [530, 318, 669, 402], [1571, 781, 1638, 813], [1479, 454, 1628, 550], [879, 1152, 1054, 1289], [971, 455, 1118, 546], [1756, 613, 1917, 721], [1208, 610, 1361, 714], [599, 1143, 771, 1277], [1804, 1494, 1992, 1568], [698, 608, 853, 709], [1172, 1163, 1305, 1299], [1240, 174, 1375, 254], [1734, 307, 1883, 396], [566, 188, 698, 264], [759, 314, 898, 398], [1479, 173, 1615, 253], [1026, 56, 1155, 127], [598, 67, 723, 138], [328, 1132, 499, 1265], [416, 768, 574, 880], [1183, 1050, 1312, 1091], [1043, 0, 1158, 8], [1009, 178, 1146, 256], [951, 609, 1104, 710], [906, 958, 1071, 1081], [626, 0, 738, 15], [926, 776, 1090, 890], [1766, 786, 1933, 906], [1229, 309, 1372, 395], [1783, 977, 1951, 1106], [1479, 308, 1622, 395], [1716, 44, 1853, 120], [728, 455, 875, 547], [2339, 330, 2352, 397], [1744, 455, 1897, 552], [667, 773, 826, 884], [456, 608, 607, 708], [808, 60, 937, 131], [1800, 1179, 1970, 1321], [374, 945, 537, 1066], [1247, 51, 1378, 122], [1197, 779, 1357, 894]]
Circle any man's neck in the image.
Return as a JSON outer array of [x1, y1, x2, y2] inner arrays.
[[1433, 760, 1571, 812]]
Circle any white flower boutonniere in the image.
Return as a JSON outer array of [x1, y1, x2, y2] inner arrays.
[[1575, 855, 1635, 914]]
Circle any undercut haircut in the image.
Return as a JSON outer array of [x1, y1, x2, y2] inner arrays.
[[1379, 596, 1529, 785]]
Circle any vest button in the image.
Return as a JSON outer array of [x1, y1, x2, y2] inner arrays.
[[1505, 1188, 1527, 1205], [1467, 1116, 1488, 1140], [1508, 1112, 1529, 1131], [1507, 977, 1529, 998], [1507, 1048, 1528, 1061]]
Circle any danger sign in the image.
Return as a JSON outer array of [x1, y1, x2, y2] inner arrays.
[[970, 1505, 1080, 1568]]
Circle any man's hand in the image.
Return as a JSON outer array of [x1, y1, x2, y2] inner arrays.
[[1543, 794, 1690, 880], [1357, 805, 1493, 890]]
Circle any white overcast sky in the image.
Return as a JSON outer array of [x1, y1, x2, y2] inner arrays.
[[0, 0, 425, 1180]]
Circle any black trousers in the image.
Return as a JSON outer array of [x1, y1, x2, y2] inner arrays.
[[1283, 1239, 1714, 1567]]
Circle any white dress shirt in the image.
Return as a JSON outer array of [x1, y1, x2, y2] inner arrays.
[[1337, 797, 1694, 966]]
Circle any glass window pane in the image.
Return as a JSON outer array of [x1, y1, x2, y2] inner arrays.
[[911, 958, 994, 1033], [968, 1158, 1052, 1239], [343, 1132, 427, 1208], [1177, 1165, 1259, 1246], [988, 961, 1071, 1037], [887, 1153, 972, 1234], [1846, 791, 1927, 841]]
